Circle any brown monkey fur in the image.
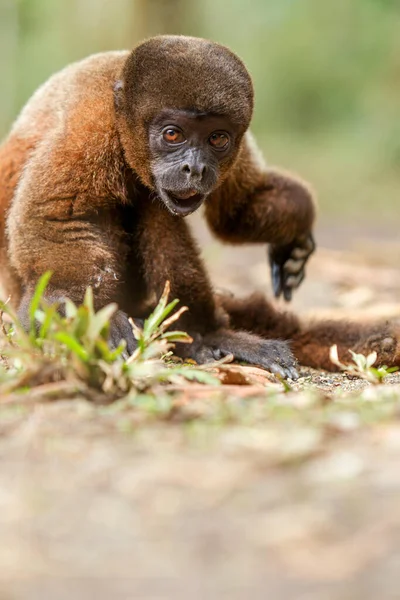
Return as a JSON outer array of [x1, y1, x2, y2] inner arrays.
[[218, 293, 400, 372], [0, 35, 399, 374]]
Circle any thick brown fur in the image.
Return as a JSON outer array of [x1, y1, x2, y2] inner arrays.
[[0, 35, 398, 373], [218, 293, 400, 371]]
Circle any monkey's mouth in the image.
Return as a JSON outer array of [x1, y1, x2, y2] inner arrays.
[[162, 188, 206, 216]]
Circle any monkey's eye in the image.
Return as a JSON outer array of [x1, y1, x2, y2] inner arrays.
[[209, 132, 229, 150], [163, 128, 185, 144]]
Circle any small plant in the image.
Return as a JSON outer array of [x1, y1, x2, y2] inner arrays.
[[0, 273, 218, 401], [329, 344, 398, 384]]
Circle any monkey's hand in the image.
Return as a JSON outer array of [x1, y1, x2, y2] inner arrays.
[[269, 233, 315, 302], [190, 330, 299, 380], [109, 310, 138, 358]]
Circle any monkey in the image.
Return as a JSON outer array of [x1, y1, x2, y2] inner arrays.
[[217, 292, 400, 372], [0, 35, 398, 378]]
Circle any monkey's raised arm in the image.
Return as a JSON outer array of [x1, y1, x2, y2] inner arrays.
[[205, 132, 316, 300]]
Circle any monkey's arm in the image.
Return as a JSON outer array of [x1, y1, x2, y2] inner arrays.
[[136, 201, 298, 378], [7, 130, 136, 353], [205, 132, 316, 300]]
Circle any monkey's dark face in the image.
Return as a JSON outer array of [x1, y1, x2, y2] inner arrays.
[[148, 109, 239, 216]]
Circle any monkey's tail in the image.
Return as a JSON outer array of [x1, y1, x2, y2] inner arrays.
[[217, 292, 400, 371]]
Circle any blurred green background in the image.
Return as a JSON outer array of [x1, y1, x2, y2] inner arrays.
[[1, 0, 400, 229]]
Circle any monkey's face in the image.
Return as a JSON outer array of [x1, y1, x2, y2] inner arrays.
[[148, 109, 239, 217]]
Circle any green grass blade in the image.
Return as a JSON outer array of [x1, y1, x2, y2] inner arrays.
[[83, 286, 95, 318], [64, 299, 78, 319], [38, 303, 60, 339], [0, 301, 27, 337], [73, 306, 90, 339], [87, 303, 118, 342], [143, 298, 180, 336], [95, 337, 125, 362], [54, 332, 89, 361], [29, 271, 52, 340]]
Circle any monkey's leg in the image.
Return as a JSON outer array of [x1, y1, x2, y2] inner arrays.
[[137, 202, 299, 378], [219, 292, 400, 371]]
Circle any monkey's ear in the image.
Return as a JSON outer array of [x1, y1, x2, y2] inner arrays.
[[113, 80, 124, 110]]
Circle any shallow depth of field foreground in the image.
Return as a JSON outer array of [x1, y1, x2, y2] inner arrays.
[[1, 232, 400, 600]]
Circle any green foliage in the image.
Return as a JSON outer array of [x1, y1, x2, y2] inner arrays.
[[0, 273, 219, 400], [129, 281, 189, 362], [329, 344, 398, 384]]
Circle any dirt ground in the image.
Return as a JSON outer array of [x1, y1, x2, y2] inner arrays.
[[2, 219, 400, 599]]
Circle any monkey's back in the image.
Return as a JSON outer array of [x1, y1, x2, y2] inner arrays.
[[0, 51, 129, 301]]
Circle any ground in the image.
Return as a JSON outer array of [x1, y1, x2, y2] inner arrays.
[[1, 220, 400, 599]]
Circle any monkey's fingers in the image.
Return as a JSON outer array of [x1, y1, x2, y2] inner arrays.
[[270, 256, 300, 301], [281, 263, 306, 301], [234, 338, 299, 380], [271, 261, 284, 298], [279, 234, 315, 301], [198, 331, 299, 380]]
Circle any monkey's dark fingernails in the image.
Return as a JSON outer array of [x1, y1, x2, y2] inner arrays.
[[279, 365, 298, 380], [269, 363, 287, 379], [283, 286, 292, 302], [270, 363, 298, 381], [271, 262, 282, 297]]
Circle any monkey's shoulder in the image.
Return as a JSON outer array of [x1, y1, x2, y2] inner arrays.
[[5, 52, 135, 202], [11, 51, 130, 142]]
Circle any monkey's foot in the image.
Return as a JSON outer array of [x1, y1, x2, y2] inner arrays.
[[290, 320, 400, 371], [354, 326, 400, 368], [192, 330, 299, 380]]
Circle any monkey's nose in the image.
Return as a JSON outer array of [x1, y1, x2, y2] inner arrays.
[[181, 162, 207, 180]]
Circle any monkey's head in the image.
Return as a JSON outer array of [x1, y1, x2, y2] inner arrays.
[[115, 36, 254, 216]]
